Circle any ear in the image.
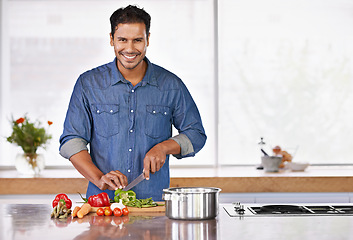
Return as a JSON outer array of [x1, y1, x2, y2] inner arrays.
[[109, 33, 114, 46], [147, 33, 150, 47]]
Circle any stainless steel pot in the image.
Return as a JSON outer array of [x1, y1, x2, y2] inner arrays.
[[162, 187, 222, 220]]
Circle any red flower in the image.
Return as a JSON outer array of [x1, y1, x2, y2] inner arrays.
[[47, 121, 53, 126], [16, 118, 25, 124]]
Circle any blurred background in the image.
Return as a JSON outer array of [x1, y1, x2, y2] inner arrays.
[[0, 0, 352, 168]]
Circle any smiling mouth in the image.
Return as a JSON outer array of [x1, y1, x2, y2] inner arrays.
[[122, 53, 139, 61]]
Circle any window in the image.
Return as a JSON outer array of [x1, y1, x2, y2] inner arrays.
[[1, 0, 352, 167], [218, 0, 353, 165]]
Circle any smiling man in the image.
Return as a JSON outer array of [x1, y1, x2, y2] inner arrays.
[[59, 5, 206, 201]]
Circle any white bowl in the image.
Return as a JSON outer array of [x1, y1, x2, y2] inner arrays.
[[287, 162, 309, 171]]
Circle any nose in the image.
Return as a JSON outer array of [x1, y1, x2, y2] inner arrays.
[[126, 40, 134, 52]]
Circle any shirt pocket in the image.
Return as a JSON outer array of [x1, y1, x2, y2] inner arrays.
[[91, 104, 120, 138], [145, 105, 171, 139]]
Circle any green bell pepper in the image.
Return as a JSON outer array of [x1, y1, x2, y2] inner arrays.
[[114, 189, 137, 204]]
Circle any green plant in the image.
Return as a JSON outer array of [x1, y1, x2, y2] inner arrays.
[[6, 115, 52, 154]]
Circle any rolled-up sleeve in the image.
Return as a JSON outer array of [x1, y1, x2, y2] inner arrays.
[[59, 138, 88, 159], [171, 81, 207, 158], [170, 133, 194, 159], [59, 76, 92, 159]]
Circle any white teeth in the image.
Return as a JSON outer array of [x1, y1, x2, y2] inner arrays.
[[124, 55, 136, 59]]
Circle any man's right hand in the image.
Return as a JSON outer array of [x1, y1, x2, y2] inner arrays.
[[70, 150, 128, 191], [99, 170, 128, 190]]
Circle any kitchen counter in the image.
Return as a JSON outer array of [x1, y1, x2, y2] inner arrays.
[[1, 165, 353, 194], [2, 203, 353, 240]]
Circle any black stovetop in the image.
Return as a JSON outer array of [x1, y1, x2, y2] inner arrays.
[[249, 205, 353, 215], [224, 203, 353, 217]]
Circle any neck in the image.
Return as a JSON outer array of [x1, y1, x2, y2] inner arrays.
[[118, 60, 147, 86]]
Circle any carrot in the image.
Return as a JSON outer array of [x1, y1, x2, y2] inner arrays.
[[72, 206, 81, 218], [77, 203, 91, 219]]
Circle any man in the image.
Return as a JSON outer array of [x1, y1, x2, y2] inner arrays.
[[59, 5, 206, 201]]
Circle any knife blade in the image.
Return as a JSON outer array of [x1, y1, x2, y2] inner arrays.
[[122, 173, 145, 191]]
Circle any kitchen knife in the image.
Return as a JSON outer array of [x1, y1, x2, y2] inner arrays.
[[122, 173, 145, 191]]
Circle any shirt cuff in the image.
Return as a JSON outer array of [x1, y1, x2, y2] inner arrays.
[[59, 138, 88, 160], [169, 133, 194, 159]]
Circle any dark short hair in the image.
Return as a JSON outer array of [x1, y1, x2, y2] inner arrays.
[[110, 5, 151, 38]]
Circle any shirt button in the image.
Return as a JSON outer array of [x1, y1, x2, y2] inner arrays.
[[110, 110, 113, 113], [152, 110, 156, 114], [131, 90, 135, 93], [130, 110, 134, 113], [127, 169, 131, 172], [97, 110, 100, 113], [130, 129, 134, 133], [164, 112, 167, 115], [128, 148, 132, 152]]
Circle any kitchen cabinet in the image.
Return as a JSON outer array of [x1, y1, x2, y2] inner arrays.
[[1, 166, 353, 195]]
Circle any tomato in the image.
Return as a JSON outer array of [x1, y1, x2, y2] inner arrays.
[[96, 207, 104, 216], [104, 207, 113, 216], [113, 208, 122, 217], [122, 207, 129, 216]]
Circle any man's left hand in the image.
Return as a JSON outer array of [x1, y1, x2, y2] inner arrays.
[[143, 139, 181, 180]]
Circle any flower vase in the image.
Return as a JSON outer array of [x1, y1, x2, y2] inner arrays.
[[15, 153, 45, 175]]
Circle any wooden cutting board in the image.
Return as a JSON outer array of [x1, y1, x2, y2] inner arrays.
[[90, 202, 165, 213]]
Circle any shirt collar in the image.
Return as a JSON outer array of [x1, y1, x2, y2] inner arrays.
[[111, 57, 158, 87]]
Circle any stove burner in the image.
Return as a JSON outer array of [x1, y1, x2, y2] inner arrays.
[[251, 205, 311, 214], [306, 205, 353, 214], [224, 204, 353, 217], [331, 206, 353, 214], [305, 206, 335, 214]]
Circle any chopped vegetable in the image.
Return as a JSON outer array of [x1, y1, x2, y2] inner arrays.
[[77, 203, 91, 219], [52, 193, 72, 209], [114, 189, 136, 204], [114, 190, 157, 208], [124, 197, 158, 208]]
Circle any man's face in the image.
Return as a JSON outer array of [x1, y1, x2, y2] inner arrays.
[[110, 22, 149, 71]]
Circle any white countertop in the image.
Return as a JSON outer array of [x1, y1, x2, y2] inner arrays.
[[1, 203, 353, 240]]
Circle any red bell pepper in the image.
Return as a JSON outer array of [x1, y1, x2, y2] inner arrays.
[[87, 192, 110, 207], [52, 193, 72, 209]]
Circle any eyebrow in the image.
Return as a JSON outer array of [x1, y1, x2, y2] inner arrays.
[[116, 37, 144, 41]]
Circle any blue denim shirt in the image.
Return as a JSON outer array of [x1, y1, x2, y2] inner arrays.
[[59, 57, 206, 201]]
